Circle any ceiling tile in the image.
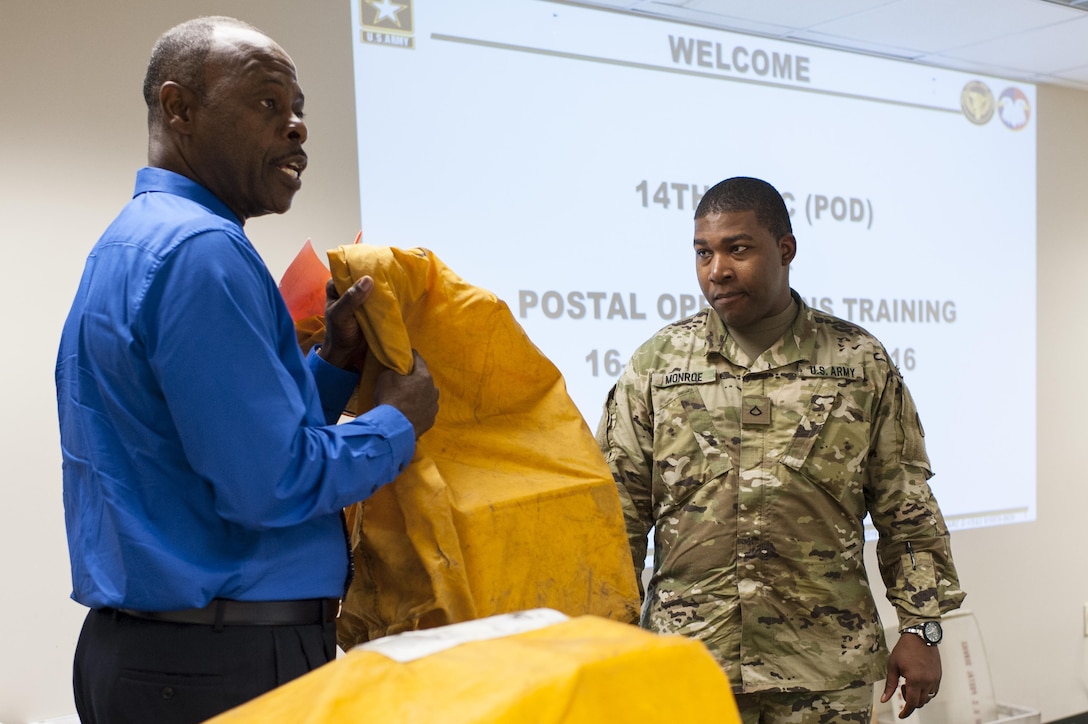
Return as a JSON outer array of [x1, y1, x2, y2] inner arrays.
[[913, 53, 1026, 76], [670, 0, 897, 30], [802, 0, 1082, 53], [637, 4, 799, 35], [788, 29, 923, 59], [942, 15, 1088, 73]]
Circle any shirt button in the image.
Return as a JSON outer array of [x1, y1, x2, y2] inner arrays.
[[161, 686, 175, 700]]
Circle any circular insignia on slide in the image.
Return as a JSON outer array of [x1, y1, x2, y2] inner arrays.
[[998, 86, 1031, 131], [960, 80, 994, 125]]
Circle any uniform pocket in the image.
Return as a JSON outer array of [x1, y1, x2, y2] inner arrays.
[[650, 383, 733, 512], [779, 379, 870, 503]]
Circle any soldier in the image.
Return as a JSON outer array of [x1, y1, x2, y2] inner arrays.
[[596, 176, 964, 722]]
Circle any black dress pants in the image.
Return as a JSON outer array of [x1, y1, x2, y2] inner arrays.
[[73, 608, 336, 724]]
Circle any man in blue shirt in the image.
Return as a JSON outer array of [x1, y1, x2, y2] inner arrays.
[[55, 16, 439, 723]]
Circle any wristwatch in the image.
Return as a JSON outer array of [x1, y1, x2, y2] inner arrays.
[[900, 621, 943, 646]]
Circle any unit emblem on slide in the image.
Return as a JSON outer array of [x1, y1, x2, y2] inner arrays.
[[960, 80, 994, 125], [997, 87, 1031, 131]]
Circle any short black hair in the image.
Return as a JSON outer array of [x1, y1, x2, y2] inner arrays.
[[695, 176, 793, 240], [142, 16, 262, 124]]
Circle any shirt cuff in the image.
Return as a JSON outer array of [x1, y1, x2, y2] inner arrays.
[[353, 404, 417, 474], [307, 347, 361, 423]]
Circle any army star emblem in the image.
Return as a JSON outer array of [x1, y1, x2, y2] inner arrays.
[[368, 0, 407, 27]]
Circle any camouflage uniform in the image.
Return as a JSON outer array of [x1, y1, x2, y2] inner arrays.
[[596, 294, 964, 694]]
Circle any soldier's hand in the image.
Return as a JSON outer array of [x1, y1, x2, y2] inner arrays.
[[374, 350, 438, 438], [880, 633, 942, 718], [319, 276, 373, 371]]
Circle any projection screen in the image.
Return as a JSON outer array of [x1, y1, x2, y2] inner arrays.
[[348, 0, 1037, 534]]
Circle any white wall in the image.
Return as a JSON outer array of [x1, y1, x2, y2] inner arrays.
[[1, 2, 1085, 722]]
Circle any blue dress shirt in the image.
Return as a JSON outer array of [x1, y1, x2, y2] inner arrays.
[[56, 167, 416, 611]]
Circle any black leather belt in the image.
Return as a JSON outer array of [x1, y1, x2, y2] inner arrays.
[[117, 598, 340, 626]]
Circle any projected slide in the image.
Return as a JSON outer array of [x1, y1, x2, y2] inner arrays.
[[348, 0, 1036, 532]]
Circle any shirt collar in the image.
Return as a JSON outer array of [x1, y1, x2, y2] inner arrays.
[[702, 290, 819, 370], [134, 167, 244, 228]]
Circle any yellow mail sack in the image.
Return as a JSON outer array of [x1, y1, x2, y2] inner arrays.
[[327, 245, 640, 647]]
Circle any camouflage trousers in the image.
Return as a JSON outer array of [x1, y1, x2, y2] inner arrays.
[[733, 683, 872, 724]]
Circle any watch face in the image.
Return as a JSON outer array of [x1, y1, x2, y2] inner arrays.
[[922, 621, 943, 644]]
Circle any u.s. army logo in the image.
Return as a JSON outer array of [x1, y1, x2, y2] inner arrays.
[[360, 0, 415, 49]]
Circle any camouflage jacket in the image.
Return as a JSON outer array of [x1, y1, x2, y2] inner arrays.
[[596, 294, 964, 693]]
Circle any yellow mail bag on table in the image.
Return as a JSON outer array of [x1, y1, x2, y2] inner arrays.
[[207, 612, 740, 723], [327, 245, 640, 648]]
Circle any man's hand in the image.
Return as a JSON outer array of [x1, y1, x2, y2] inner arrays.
[[318, 276, 374, 371], [375, 350, 439, 438], [880, 632, 942, 719]]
